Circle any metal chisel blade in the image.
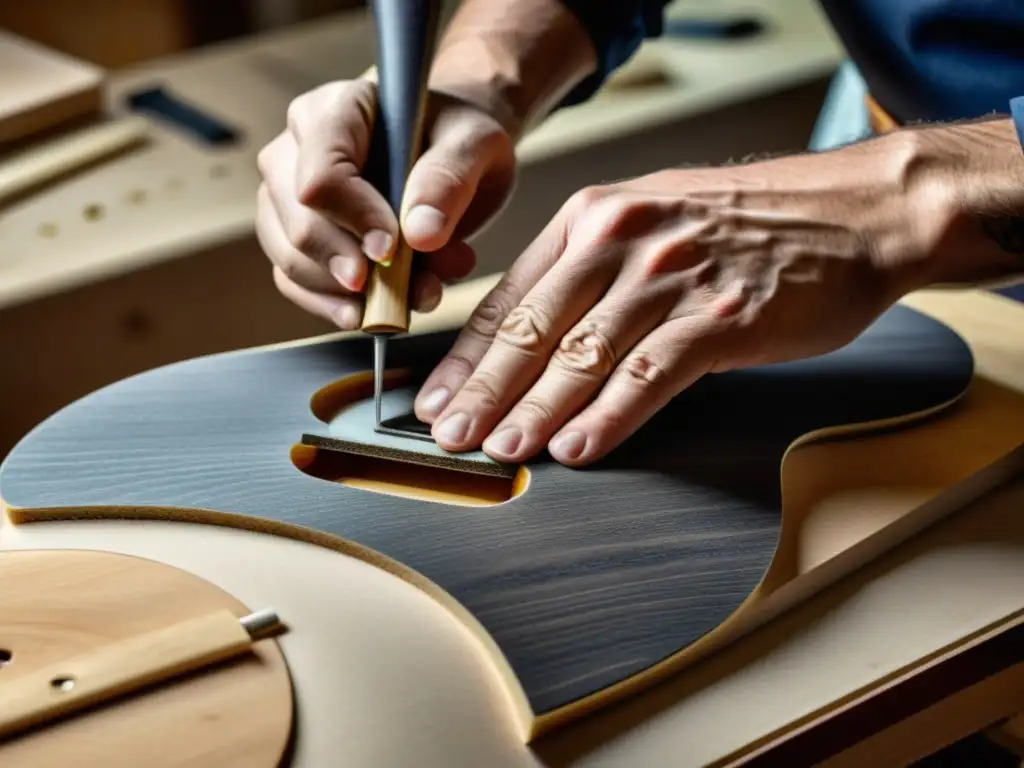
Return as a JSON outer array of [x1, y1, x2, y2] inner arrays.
[[372, 333, 387, 429]]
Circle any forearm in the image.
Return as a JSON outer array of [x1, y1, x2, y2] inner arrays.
[[897, 116, 1024, 289], [426, 0, 597, 140]]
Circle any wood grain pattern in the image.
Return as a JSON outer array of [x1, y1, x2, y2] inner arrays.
[[0, 302, 982, 738], [0, 608, 253, 741], [0, 549, 293, 768]]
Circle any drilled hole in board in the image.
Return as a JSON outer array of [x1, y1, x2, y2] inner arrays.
[[126, 188, 148, 205], [38, 222, 59, 238], [210, 163, 230, 179], [83, 203, 105, 222], [0, 648, 11, 667], [51, 675, 76, 692]]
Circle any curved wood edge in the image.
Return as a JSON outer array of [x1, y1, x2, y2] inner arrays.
[[3, 382, 993, 743], [0, 498, 536, 745], [4, 280, 1018, 743]]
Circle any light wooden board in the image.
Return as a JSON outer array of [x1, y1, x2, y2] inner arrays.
[[0, 295, 1002, 738], [2, 277, 1024, 761], [0, 549, 294, 767], [0, 30, 104, 146]]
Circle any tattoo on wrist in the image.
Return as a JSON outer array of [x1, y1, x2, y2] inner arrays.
[[979, 214, 1024, 256]]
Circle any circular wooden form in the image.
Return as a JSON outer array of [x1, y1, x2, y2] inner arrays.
[[0, 549, 294, 767]]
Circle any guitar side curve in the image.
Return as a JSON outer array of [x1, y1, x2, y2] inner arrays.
[[0, 303, 975, 738]]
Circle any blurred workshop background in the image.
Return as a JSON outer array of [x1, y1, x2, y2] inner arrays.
[[3, 5, 1024, 766], [2, 0, 848, 459]]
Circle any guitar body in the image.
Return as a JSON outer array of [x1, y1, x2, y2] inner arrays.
[[0, 302, 975, 739]]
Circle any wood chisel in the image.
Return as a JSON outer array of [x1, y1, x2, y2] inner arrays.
[[360, 0, 443, 440]]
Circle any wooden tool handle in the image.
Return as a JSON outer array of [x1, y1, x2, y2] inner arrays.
[[0, 116, 149, 206], [359, 0, 442, 335], [0, 608, 258, 741]]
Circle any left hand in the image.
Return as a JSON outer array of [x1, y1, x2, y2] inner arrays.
[[412, 139, 942, 466]]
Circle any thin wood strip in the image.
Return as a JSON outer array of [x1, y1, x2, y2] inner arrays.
[[0, 116, 149, 206], [0, 609, 253, 741]]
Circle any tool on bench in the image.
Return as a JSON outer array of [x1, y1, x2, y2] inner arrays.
[[0, 607, 285, 741], [360, 0, 443, 443], [0, 116, 149, 207]]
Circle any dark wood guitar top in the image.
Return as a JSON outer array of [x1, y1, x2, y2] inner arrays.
[[0, 304, 974, 722]]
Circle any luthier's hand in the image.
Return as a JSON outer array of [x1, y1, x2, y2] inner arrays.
[[255, 75, 516, 329], [414, 118, 1024, 466]]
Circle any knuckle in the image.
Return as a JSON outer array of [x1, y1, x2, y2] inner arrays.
[[255, 141, 275, 178], [566, 185, 607, 217], [448, 117, 513, 163], [552, 319, 617, 378], [284, 93, 309, 132], [287, 216, 320, 255], [589, 197, 656, 242], [299, 160, 360, 207], [495, 304, 548, 353], [440, 351, 476, 380], [514, 397, 558, 428], [621, 351, 666, 386], [466, 280, 519, 339], [476, 120, 514, 157], [644, 238, 701, 277], [459, 371, 503, 410], [594, 405, 630, 435], [277, 252, 306, 284], [419, 160, 469, 193], [272, 265, 294, 295]]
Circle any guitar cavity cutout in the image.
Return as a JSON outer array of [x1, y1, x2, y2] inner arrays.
[[294, 369, 530, 508]]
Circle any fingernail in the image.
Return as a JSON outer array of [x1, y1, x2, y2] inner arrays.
[[420, 387, 450, 419], [484, 426, 522, 458], [404, 205, 447, 242], [550, 431, 587, 461], [333, 302, 361, 331], [362, 229, 393, 263], [329, 255, 362, 291], [435, 412, 470, 445]]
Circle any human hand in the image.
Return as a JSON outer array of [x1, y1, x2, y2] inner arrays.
[[413, 140, 942, 466], [255, 76, 516, 329]]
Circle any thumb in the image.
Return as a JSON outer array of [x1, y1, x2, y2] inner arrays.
[[293, 79, 399, 263], [400, 115, 512, 253]]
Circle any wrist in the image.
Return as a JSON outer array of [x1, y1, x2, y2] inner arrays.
[[879, 116, 1024, 291], [425, 0, 596, 141]]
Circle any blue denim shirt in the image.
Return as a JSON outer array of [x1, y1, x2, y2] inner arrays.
[[558, 0, 1024, 124]]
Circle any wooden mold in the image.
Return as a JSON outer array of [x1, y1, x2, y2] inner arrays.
[[0, 549, 294, 767], [1, 298, 1022, 744]]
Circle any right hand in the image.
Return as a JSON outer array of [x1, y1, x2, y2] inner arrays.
[[256, 76, 517, 329]]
